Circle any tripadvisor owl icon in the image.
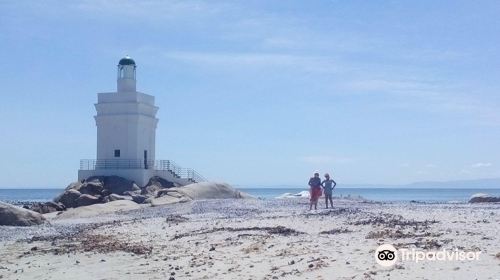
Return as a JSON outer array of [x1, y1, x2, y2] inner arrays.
[[375, 244, 398, 267]]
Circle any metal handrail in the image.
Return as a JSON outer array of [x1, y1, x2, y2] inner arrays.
[[80, 159, 207, 182]]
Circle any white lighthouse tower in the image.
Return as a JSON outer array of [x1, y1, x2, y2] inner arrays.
[[78, 56, 205, 186], [95, 56, 157, 167]]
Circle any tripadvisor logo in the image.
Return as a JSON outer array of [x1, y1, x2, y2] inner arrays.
[[375, 244, 398, 267], [375, 244, 481, 267]]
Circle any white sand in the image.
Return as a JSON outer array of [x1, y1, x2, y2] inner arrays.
[[0, 199, 499, 279]]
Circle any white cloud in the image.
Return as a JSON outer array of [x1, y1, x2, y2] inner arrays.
[[345, 78, 441, 94], [163, 51, 340, 73], [301, 155, 333, 164], [73, 0, 224, 20], [471, 162, 492, 168], [300, 155, 355, 165]]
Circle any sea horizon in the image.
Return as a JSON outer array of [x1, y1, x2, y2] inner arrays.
[[3, 186, 500, 189], [2, 186, 500, 204]]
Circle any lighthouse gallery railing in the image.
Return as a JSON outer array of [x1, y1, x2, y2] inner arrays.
[[79, 159, 207, 183]]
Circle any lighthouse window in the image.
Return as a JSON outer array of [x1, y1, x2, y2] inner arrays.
[[114, 149, 120, 157]]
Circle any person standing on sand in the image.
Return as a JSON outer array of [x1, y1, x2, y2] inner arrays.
[[308, 172, 322, 210], [322, 173, 336, 209]]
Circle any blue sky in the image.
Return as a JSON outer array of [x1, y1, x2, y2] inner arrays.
[[1, 0, 499, 187]]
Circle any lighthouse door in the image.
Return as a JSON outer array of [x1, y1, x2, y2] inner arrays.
[[144, 150, 148, 169]]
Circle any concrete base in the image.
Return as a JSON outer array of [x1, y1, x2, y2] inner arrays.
[[78, 169, 192, 187]]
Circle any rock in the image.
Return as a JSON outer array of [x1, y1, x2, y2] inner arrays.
[[65, 182, 83, 191], [469, 193, 500, 203], [174, 182, 253, 200], [149, 176, 178, 188], [53, 176, 142, 208], [157, 189, 185, 198], [94, 176, 140, 195], [108, 194, 133, 202], [148, 182, 253, 206], [47, 201, 66, 211], [54, 189, 82, 208], [149, 195, 192, 207], [56, 178, 250, 208], [123, 190, 141, 196], [131, 194, 148, 204], [141, 184, 162, 197], [0, 201, 46, 226], [141, 176, 179, 197], [79, 181, 104, 196], [78, 176, 141, 195], [54, 200, 142, 220], [58, 180, 104, 204], [29, 201, 65, 214], [76, 194, 100, 207]]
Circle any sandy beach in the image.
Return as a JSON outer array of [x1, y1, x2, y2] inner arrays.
[[0, 198, 499, 280]]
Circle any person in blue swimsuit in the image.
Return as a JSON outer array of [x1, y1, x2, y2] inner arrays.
[[322, 173, 336, 209]]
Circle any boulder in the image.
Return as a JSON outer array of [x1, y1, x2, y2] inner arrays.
[[148, 182, 253, 206], [157, 189, 185, 198], [131, 194, 148, 204], [86, 176, 140, 195], [108, 194, 133, 202], [141, 176, 179, 197], [469, 193, 500, 203], [54, 200, 143, 220], [54, 176, 145, 208], [54, 189, 82, 208], [76, 194, 100, 207], [65, 181, 83, 191], [141, 184, 162, 197], [148, 176, 178, 188], [175, 182, 253, 200], [149, 195, 192, 207], [123, 190, 141, 196], [0, 201, 45, 226], [79, 181, 104, 196], [29, 201, 65, 214]]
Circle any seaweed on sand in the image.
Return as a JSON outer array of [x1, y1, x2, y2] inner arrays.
[[350, 213, 438, 229], [171, 226, 304, 240], [319, 228, 353, 235]]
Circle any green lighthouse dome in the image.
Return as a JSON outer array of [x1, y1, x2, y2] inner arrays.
[[118, 56, 136, 66]]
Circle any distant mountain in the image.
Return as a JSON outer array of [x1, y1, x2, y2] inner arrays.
[[343, 178, 500, 189], [403, 178, 500, 188]]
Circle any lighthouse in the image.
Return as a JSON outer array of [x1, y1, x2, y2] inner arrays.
[[95, 56, 157, 169], [78, 56, 205, 186]]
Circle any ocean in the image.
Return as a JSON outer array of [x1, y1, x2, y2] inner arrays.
[[0, 189, 62, 204], [1, 187, 500, 204], [240, 187, 500, 202]]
